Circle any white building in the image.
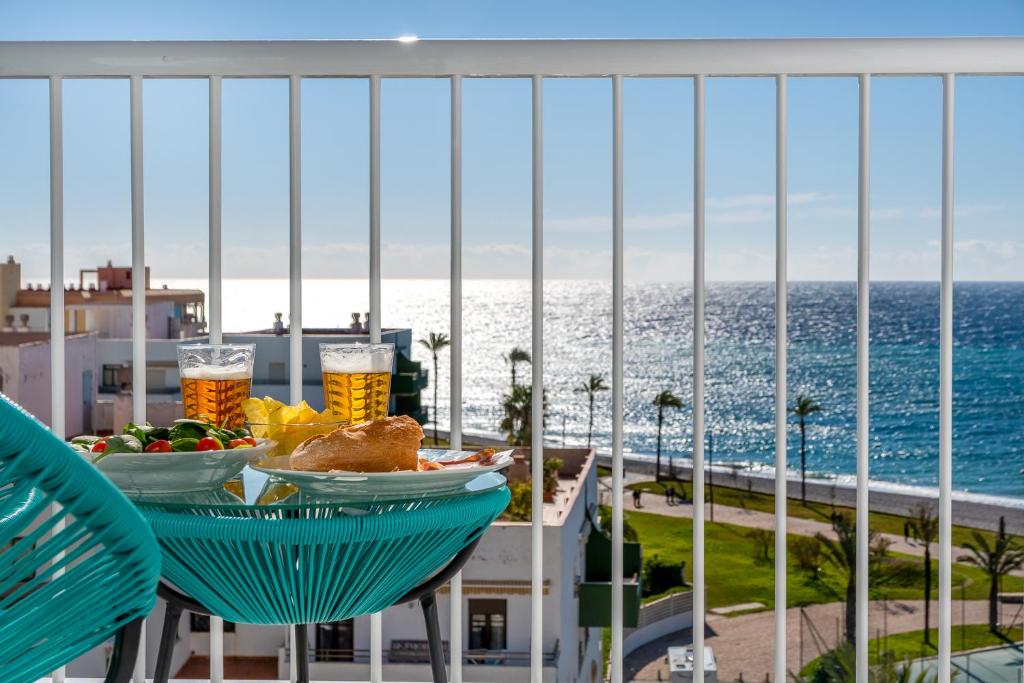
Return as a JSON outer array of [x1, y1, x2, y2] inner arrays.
[[0, 330, 97, 435], [0, 256, 427, 432]]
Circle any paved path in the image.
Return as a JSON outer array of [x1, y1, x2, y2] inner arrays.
[[601, 475, 1023, 575], [625, 599, 1018, 682]]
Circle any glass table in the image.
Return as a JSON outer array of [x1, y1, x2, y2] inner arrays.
[[125, 468, 510, 683]]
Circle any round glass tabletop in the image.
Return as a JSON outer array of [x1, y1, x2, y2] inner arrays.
[[125, 465, 508, 515]]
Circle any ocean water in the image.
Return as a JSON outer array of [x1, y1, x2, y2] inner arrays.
[[162, 278, 1024, 498]]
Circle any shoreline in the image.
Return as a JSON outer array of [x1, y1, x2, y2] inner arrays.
[[438, 429, 1023, 534], [594, 452, 1023, 535]]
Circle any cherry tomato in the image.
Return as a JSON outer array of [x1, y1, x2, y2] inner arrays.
[[195, 436, 224, 452], [144, 439, 173, 453], [227, 438, 251, 449], [243, 436, 257, 447], [91, 440, 108, 453]]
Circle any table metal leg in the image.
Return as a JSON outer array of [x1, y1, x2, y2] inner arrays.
[[294, 624, 310, 683], [154, 600, 184, 683], [103, 617, 143, 683], [421, 592, 448, 683]]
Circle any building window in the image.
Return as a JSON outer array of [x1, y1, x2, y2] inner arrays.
[[189, 614, 235, 633], [101, 364, 120, 388], [468, 599, 506, 651], [315, 620, 353, 662]]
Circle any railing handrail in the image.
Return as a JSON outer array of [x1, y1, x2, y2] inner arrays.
[[2, 37, 1024, 78]]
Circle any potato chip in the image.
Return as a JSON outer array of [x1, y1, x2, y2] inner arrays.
[[241, 396, 346, 456]]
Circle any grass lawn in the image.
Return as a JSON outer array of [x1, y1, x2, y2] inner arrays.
[[626, 510, 1023, 609], [627, 479, 1000, 549], [874, 624, 1023, 664], [800, 624, 1023, 676]]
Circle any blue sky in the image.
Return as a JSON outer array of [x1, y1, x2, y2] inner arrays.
[[1, 0, 1021, 281]]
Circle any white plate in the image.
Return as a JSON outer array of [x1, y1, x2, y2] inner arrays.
[[251, 448, 514, 499], [92, 439, 274, 494]]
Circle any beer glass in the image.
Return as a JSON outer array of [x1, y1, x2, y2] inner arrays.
[[177, 343, 255, 429], [320, 343, 394, 424]]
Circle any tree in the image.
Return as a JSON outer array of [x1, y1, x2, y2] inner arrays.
[[574, 374, 608, 449], [958, 530, 1024, 634], [499, 384, 546, 447], [790, 394, 823, 505], [652, 390, 684, 482], [499, 384, 533, 446], [502, 346, 531, 392], [417, 331, 450, 445], [907, 503, 939, 644], [816, 512, 897, 646]]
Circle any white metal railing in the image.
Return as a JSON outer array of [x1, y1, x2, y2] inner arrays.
[[3, 37, 1023, 683]]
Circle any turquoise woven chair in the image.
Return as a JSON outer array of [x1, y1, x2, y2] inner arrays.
[[0, 394, 161, 683]]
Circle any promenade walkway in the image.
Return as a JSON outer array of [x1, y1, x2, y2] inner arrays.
[[600, 474, 1023, 575]]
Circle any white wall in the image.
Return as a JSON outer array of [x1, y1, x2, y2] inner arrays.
[[0, 333, 96, 435]]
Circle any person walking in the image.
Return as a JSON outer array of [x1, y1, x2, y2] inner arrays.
[[632, 488, 642, 508]]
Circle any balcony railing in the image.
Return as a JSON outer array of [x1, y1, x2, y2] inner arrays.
[[3, 36, 1024, 683]]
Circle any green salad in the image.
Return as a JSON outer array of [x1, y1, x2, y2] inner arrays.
[[72, 419, 258, 462]]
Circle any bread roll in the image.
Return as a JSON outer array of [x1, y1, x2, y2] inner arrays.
[[289, 415, 423, 472]]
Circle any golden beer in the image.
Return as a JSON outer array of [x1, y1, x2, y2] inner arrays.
[[180, 372, 252, 429], [322, 370, 392, 424], [319, 342, 395, 425], [177, 343, 255, 429]]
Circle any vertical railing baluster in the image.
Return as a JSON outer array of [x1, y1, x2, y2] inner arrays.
[[774, 73, 788, 683], [530, 73, 545, 683], [289, 75, 303, 406], [369, 73, 384, 683], [449, 73, 465, 683], [48, 74, 66, 683], [610, 73, 625, 683], [938, 72, 955, 683], [287, 73, 304, 683], [129, 73, 148, 683], [209, 75, 223, 346], [208, 73, 226, 681], [692, 74, 706, 683], [856, 73, 871, 683]]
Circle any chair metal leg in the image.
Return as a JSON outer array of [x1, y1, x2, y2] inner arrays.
[[421, 592, 448, 683], [154, 600, 184, 683], [294, 624, 310, 683], [103, 617, 144, 683]]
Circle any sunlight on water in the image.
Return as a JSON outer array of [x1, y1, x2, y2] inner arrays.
[[159, 278, 1024, 497]]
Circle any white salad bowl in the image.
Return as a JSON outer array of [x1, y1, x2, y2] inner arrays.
[[91, 439, 274, 494]]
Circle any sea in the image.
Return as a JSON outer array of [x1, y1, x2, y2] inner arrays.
[[161, 278, 1024, 499]]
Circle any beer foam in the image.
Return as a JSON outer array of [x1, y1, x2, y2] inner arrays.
[[321, 353, 392, 374], [180, 366, 252, 380]]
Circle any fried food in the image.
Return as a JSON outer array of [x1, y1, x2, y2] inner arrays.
[[289, 415, 423, 472]]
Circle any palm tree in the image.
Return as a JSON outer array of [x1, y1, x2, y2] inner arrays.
[[816, 512, 894, 645], [502, 346, 531, 392], [417, 331, 450, 444], [959, 531, 1024, 634], [790, 394, 822, 505], [907, 503, 939, 645], [574, 374, 608, 449], [652, 390, 684, 483], [500, 384, 533, 446]]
